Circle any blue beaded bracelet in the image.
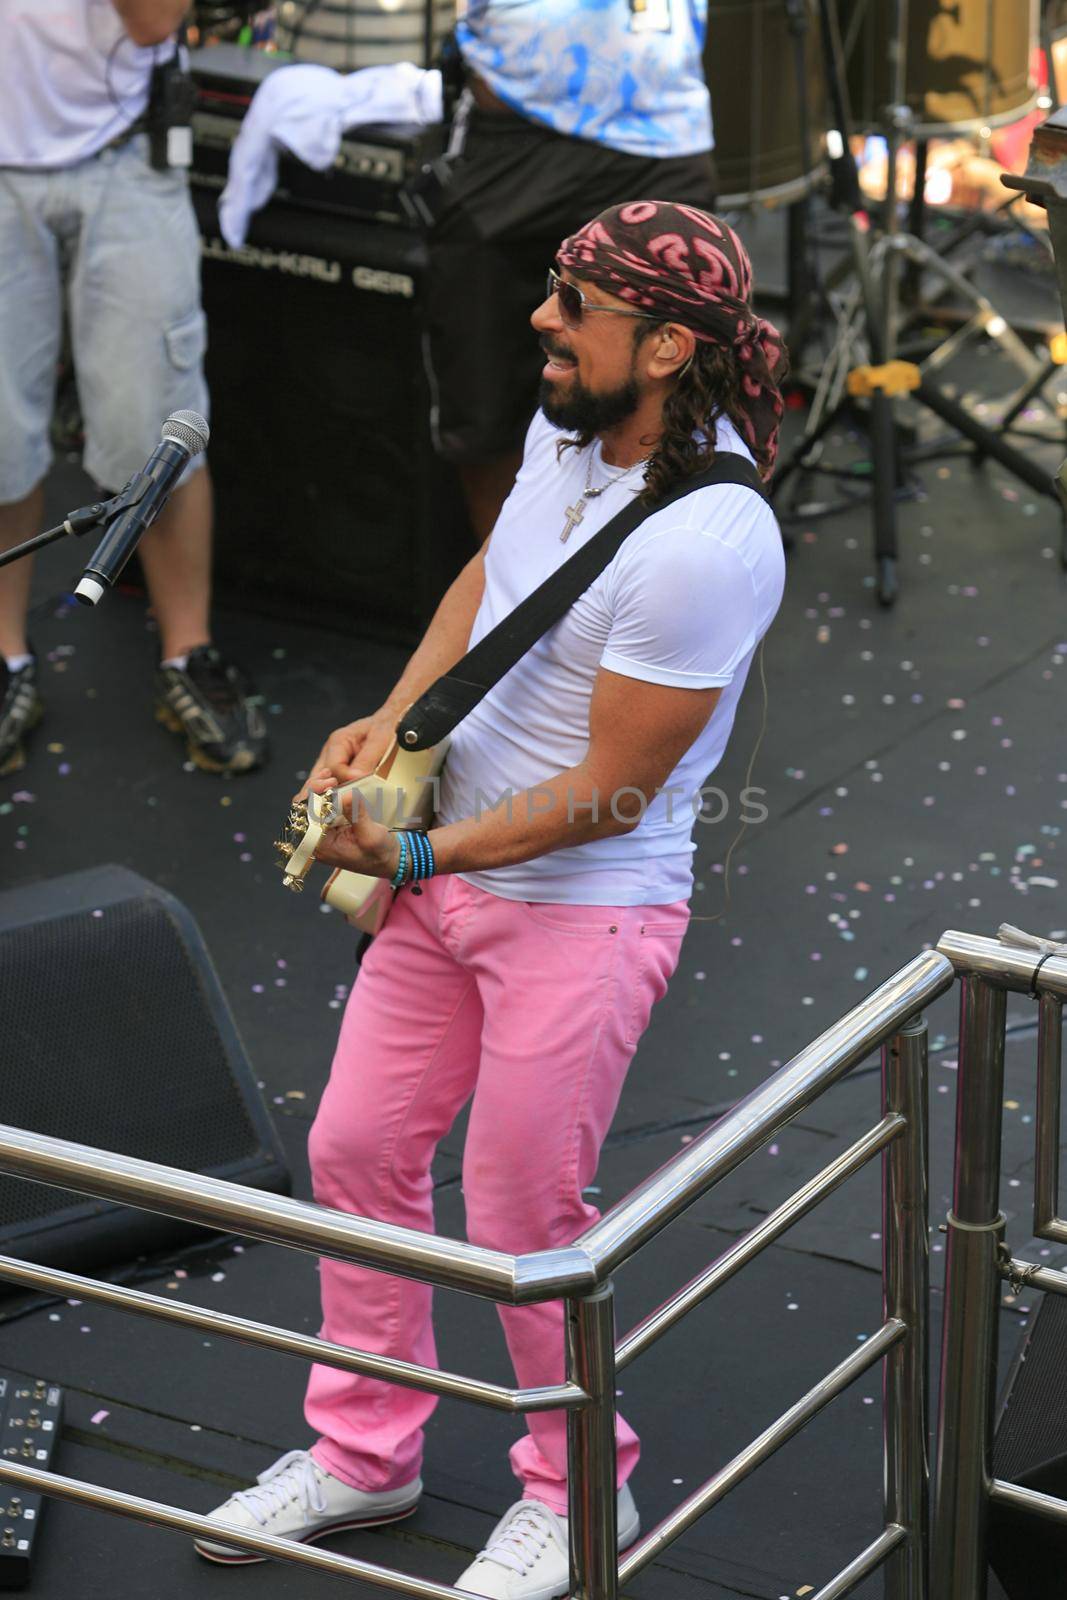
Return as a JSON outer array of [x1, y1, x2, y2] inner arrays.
[[414, 831, 434, 891], [390, 830, 436, 894], [390, 830, 409, 890]]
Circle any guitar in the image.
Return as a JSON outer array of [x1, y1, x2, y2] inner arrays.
[[274, 736, 449, 935]]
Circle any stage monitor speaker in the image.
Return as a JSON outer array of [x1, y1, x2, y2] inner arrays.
[[0, 864, 289, 1281], [191, 183, 474, 645], [989, 1291, 1067, 1596]]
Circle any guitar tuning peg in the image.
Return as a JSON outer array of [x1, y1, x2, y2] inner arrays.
[[274, 840, 295, 860]]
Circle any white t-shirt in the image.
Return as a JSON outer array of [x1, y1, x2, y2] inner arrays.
[[0, 1, 160, 169], [436, 411, 785, 906]]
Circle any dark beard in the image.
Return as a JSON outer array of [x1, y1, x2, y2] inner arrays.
[[538, 372, 641, 435]]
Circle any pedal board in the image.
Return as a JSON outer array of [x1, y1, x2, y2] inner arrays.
[[0, 1373, 62, 1589]]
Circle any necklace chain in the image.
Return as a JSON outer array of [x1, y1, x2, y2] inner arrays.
[[584, 447, 642, 496], [560, 447, 648, 543]]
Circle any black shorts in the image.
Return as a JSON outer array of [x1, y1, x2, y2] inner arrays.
[[423, 109, 718, 464]]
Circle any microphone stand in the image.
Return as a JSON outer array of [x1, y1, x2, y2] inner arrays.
[[0, 477, 158, 581]]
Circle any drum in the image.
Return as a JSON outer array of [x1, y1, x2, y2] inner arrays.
[[274, 0, 454, 70], [841, 0, 1039, 136], [705, 0, 827, 207]]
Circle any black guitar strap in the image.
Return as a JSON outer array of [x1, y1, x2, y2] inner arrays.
[[396, 452, 767, 751]]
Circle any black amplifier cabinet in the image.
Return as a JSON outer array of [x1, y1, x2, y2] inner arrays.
[[190, 44, 443, 227], [189, 50, 472, 644]]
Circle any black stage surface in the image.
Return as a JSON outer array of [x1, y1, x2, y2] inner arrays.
[[2, 227, 1066, 1597]]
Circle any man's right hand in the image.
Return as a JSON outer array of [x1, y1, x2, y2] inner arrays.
[[294, 712, 399, 802]]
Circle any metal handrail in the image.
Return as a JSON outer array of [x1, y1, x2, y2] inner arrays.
[[581, 950, 949, 1273], [0, 1254, 586, 1415], [0, 1456, 465, 1596], [0, 1124, 592, 1305], [615, 1113, 905, 1369], [0, 952, 949, 1299], [0, 945, 954, 1599], [618, 1318, 907, 1581], [931, 930, 1067, 1598], [936, 929, 1067, 999]]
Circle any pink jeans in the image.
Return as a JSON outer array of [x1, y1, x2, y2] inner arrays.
[[305, 872, 688, 1514]]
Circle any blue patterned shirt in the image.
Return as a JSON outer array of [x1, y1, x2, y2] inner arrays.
[[457, 0, 713, 159]]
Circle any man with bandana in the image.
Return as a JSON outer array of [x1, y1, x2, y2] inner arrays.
[[196, 202, 786, 1599]]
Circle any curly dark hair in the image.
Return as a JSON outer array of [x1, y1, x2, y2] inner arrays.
[[558, 327, 786, 504]]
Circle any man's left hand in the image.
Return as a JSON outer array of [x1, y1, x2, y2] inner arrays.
[[308, 781, 401, 879]]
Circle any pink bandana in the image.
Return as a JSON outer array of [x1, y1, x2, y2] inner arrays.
[[557, 200, 786, 472]]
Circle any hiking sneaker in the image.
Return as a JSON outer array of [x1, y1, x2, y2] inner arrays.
[[155, 644, 267, 774], [0, 658, 43, 777], [455, 1484, 639, 1600], [194, 1449, 422, 1564]]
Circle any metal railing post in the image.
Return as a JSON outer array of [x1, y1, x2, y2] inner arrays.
[[567, 1282, 619, 1600], [931, 974, 1008, 1600], [1033, 992, 1064, 1236], [882, 1015, 930, 1600]]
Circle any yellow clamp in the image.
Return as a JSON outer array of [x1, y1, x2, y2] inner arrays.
[[1050, 331, 1067, 365], [846, 360, 922, 398]]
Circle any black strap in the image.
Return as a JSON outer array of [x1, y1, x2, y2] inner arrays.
[[396, 453, 766, 751]]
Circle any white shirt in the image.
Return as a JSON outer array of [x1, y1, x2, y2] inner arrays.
[[436, 411, 785, 906], [0, 1, 160, 169]]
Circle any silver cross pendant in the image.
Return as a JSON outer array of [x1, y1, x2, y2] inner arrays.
[[560, 498, 585, 543]]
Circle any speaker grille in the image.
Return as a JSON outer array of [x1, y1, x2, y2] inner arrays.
[[1, 898, 260, 1228], [996, 1295, 1067, 1481], [192, 194, 473, 644]]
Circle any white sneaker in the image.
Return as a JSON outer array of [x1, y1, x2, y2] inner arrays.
[[194, 1448, 422, 1564], [454, 1483, 639, 1600]]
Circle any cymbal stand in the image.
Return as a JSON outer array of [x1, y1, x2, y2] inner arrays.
[[774, 0, 1061, 606]]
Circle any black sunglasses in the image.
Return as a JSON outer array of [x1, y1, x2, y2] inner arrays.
[[546, 268, 662, 331]]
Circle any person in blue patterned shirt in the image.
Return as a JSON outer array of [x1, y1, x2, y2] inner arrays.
[[424, 0, 717, 540], [456, 0, 711, 156]]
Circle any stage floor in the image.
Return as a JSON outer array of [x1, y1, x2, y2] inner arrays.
[[2, 261, 1064, 1597]]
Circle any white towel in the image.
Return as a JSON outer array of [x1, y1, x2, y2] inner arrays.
[[218, 61, 443, 248]]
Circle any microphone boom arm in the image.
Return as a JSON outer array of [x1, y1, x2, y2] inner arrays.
[[0, 482, 150, 572], [0, 411, 206, 578]]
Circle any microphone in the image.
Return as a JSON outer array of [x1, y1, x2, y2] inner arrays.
[[73, 410, 210, 606]]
